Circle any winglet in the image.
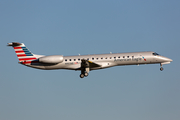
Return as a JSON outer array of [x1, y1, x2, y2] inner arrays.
[[7, 42, 22, 46]]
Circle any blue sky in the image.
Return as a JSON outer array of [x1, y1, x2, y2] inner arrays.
[[1, 0, 180, 120]]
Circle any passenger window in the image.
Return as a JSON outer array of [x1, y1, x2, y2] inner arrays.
[[69, 59, 71, 61], [123, 56, 125, 58], [74, 59, 76, 61], [78, 58, 80, 61], [110, 57, 112, 59], [105, 57, 107, 59], [101, 57, 103, 59], [92, 58, 94, 60], [118, 56, 120, 58], [65, 59, 67, 61], [132, 56, 134, 58], [114, 57, 116, 59], [127, 56, 129, 58], [96, 58, 98, 60]]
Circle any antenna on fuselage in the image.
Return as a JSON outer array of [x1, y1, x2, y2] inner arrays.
[[110, 52, 112, 54]]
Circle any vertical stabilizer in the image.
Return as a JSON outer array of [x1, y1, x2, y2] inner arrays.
[[8, 42, 37, 62]]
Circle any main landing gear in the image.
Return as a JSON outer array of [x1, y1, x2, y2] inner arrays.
[[160, 63, 164, 71], [80, 72, 89, 78], [80, 68, 89, 78], [80, 59, 90, 78]]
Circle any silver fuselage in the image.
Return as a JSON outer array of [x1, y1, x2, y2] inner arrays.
[[24, 51, 172, 70]]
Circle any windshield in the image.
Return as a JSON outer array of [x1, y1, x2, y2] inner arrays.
[[152, 52, 159, 56]]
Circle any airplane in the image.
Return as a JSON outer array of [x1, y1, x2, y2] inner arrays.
[[8, 42, 173, 78]]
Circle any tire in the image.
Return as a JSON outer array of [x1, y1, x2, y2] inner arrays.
[[160, 67, 164, 71], [80, 74, 84, 78], [84, 72, 89, 77]]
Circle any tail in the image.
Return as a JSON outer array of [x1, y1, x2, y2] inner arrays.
[[8, 42, 37, 62]]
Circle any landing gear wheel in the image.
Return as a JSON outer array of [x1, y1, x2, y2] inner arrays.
[[160, 67, 164, 71], [80, 74, 84, 78], [84, 72, 89, 77]]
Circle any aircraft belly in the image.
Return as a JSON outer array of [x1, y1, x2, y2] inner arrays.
[[43, 63, 80, 70], [63, 64, 81, 70], [24, 64, 46, 70], [25, 62, 68, 70]]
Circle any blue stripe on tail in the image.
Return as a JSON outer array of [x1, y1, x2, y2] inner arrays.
[[21, 47, 34, 56]]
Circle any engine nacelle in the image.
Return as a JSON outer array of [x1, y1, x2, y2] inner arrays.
[[39, 55, 63, 64]]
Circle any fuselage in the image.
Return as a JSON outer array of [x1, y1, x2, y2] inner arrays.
[[8, 42, 173, 78], [24, 51, 172, 70]]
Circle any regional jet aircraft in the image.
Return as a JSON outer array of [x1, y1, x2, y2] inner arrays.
[[8, 42, 173, 78]]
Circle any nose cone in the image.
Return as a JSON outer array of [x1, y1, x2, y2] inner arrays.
[[169, 58, 173, 62], [156, 56, 173, 63], [162, 57, 173, 62]]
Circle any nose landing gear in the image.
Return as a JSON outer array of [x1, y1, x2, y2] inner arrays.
[[160, 63, 164, 71]]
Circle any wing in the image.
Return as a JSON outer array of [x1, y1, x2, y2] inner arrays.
[[75, 59, 101, 70]]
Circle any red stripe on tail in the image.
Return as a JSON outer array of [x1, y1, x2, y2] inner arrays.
[[17, 54, 27, 57], [15, 51, 24, 53], [19, 58, 37, 61], [14, 47, 22, 49]]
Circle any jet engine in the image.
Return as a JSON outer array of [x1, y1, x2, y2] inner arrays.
[[39, 55, 63, 64]]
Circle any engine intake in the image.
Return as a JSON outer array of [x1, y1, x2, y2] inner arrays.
[[39, 55, 63, 64]]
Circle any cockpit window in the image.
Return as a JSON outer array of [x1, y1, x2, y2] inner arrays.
[[152, 52, 159, 56]]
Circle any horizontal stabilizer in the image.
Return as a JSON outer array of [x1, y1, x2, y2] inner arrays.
[[7, 42, 22, 46]]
